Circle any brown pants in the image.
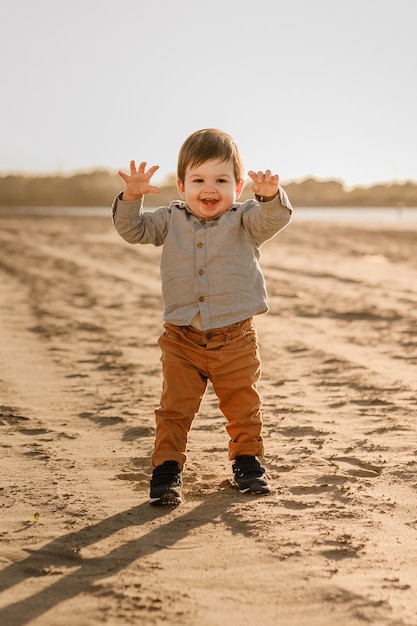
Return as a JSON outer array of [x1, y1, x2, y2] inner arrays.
[[152, 317, 264, 469]]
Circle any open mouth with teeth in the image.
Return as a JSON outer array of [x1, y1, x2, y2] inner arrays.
[[202, 198, 218, 205]]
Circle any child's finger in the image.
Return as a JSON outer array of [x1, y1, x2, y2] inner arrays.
[[146, 165, 160, 178]]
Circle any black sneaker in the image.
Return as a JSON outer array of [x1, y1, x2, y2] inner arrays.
[[150, 461, 182, 506], [232, 456, 271, 495]]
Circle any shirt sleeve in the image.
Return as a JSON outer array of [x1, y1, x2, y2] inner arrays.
[[112, 192, 170, 246], [241, 187, 293, 245]]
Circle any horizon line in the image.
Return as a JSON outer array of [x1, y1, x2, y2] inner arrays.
[[0, 168, 416, 190]]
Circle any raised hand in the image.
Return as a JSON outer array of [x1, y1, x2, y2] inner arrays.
[[247, 169, 279, 200], [118, 161, 160, 200]]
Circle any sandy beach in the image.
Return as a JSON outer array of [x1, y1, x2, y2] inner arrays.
[[1, 211, 417, 625]]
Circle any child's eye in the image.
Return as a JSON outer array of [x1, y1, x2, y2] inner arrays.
[[193, 178, 204, 183], [217, 179, 226, 183]]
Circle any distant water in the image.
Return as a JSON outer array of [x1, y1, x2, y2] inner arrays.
[[1, 205, 417, 224], [293, 206, 417, 223]]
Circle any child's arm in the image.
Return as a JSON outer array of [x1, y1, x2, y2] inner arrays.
[[242, 168, 291, 242], [118, 160, 160, 201], [247, 169, 279, 201]]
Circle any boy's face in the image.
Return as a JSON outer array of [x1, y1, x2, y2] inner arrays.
[[177, 159, 244, 219]]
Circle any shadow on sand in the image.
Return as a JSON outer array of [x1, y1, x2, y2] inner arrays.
[[0, 485, 259, 625]]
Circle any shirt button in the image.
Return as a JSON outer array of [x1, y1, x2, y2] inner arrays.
[[198, 269, 204, 275], [199, 296, 205, 302], [197, 242, 203, 248]]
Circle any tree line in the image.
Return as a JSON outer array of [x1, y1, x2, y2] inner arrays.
[[1, 169, 416, 208]]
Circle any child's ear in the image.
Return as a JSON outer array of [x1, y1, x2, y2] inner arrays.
[[235, 178, 245, 199], [177, 178, 185, 199]]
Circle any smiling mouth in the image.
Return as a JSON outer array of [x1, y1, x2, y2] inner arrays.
[[202, 198, 218, 205]]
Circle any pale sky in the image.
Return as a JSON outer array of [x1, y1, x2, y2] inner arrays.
[[1, 0, 416, 187]]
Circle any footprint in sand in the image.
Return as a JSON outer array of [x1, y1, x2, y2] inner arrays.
[[329, 456, 382, 477]]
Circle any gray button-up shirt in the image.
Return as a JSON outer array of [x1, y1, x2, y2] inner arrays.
[[112, 188, 292, 330]]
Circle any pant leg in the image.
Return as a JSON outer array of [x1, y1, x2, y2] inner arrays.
[[152, 326, 208, 469], [208, 322, 264, 460]]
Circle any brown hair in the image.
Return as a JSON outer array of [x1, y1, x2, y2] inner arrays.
[[177, 128, 244, 183]]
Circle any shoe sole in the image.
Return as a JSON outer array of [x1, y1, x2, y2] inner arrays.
[[237, 482, 271, 495], [150, 492, 182, 506]]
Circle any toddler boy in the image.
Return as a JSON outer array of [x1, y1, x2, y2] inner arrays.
[[112, 128, 292, 505]]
